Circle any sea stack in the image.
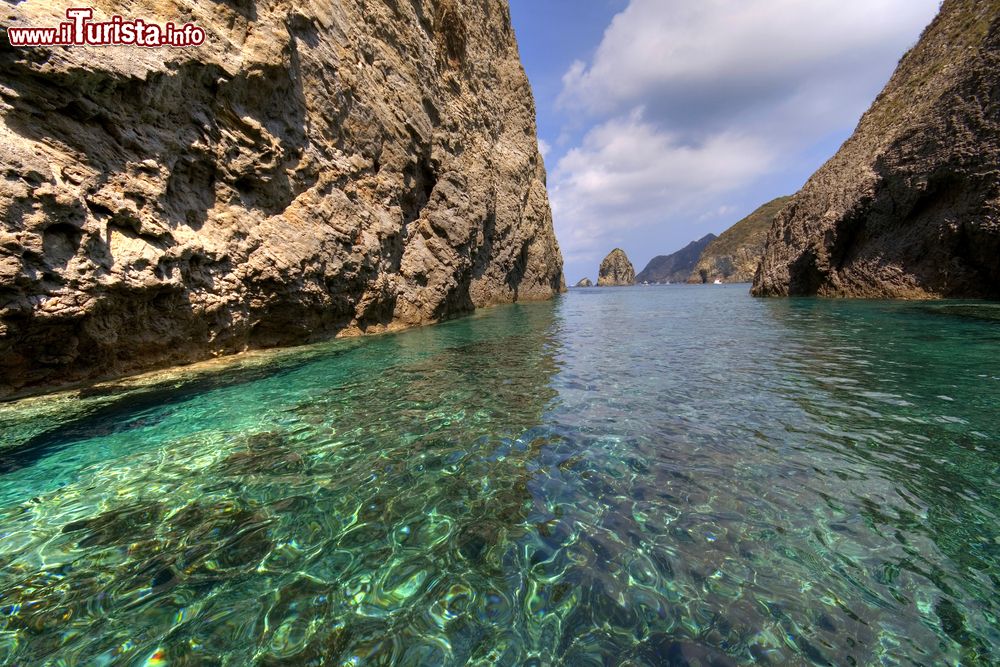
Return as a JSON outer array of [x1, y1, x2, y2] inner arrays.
[[754, 0, 1000, 298], [597, 249, 636, 286], [0, 0, 564, 398], [574, 278, 594, 287]]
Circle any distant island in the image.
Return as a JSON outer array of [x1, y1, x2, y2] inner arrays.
[[624, 198, 790, 286], [691, 197, 792, 284], [635, 234, 716, 284]]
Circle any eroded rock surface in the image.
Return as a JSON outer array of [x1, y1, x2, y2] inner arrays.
[[754, 0, 1000, 298], [0, 0, 563, 397], [597, 248, 635, 286]]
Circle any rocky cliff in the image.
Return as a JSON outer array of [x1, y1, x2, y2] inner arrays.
[[573, 277, 593, 287], [635, 234, 716, 284], [0, 0, 564, 397], [754, 0, 1000, 298], [597, 248, 635, 286], [691, 197, 790, 284]]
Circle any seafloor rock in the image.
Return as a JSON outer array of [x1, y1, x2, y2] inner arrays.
[[597, 248, 635, 286], [691, 197, 791, 284], [574, 277, 593, 287], [0, 0, 564, 397], [635, 234, 715, 284], [754, 0, 1000, 298]]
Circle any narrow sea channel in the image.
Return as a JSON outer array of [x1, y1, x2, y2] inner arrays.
[[1, 286, 998, 665]]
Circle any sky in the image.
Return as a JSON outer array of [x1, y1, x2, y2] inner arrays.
[[508, 0, 942, 284]]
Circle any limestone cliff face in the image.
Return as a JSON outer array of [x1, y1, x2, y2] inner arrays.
[[692, 197, 790, 284], [597, 248, 635, 286], [754, 0, 1000, 298], [0, 0, 564, 397]]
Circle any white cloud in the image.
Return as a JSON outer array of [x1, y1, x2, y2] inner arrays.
[[699, 205, 738, 222], [537, 138, 551, 158], [559, 0, 940, 122], [550, 109, 773, 261], [550, 0, 940, 275]]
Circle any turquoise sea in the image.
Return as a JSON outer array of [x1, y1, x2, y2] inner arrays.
[[1, 286, 998, 665]]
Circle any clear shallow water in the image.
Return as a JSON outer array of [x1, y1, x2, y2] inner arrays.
[[1, 286, 999, 665]]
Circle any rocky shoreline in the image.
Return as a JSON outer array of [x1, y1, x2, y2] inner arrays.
[[0, 0, 564, 399]]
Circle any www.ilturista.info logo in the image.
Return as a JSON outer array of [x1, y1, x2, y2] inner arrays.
[[7, 8, 205, 47]]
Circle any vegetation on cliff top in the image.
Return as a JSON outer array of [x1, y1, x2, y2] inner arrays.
[[691, 196, 792, 284]]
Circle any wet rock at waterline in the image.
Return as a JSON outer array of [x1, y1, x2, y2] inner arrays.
[[0, 0, 564, 398]]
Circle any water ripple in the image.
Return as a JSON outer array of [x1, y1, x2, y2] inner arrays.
[[0, 288, 998, 664]]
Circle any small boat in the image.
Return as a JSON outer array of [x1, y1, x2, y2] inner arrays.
[[713, 279, 723, 285]]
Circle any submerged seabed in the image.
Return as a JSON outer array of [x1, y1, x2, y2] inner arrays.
[[0, 286, 999, 665]]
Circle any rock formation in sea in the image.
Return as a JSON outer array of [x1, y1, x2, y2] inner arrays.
[[635, 234, 716, 284], [597, 249, 635, 286], [0, 0, 564, 397], [690, 197, 791, 284], [574, 277, 593, 287], [754, 0, 1000, 298]]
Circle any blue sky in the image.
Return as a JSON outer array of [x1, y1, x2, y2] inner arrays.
[[508, 0, 941, 284]]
